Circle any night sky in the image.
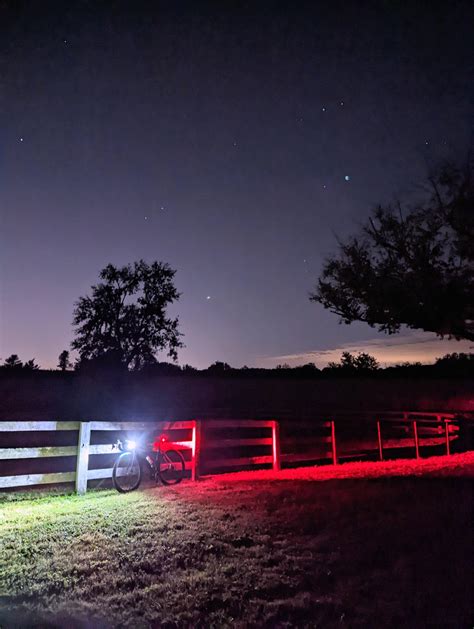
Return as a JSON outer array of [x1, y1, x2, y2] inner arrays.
[[1, 1, 473, 369]]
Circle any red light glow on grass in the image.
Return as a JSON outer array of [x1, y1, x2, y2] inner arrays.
[[205, 451, 474, 484]]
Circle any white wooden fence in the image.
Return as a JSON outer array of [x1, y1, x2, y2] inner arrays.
[[0, 413, 461, 494], [0, 419, 281, 494], [0, 420, 198, 494]]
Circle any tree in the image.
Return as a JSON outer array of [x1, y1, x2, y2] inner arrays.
[[3, 354, 22, 369], [352, 352, 379, 371], [23, 358, 39, 370], [327, 351, 379, 371], [435, 352, 474, 365], [74, 350, 125, 374], [294, 362, 320, 376], [434, 352, 474, 376], [142, 361, 182, 376], [207, 361, 232, 374], [72, 260, 183, 370], [312, 160, 474, 341], [58, 350, 72, 371]]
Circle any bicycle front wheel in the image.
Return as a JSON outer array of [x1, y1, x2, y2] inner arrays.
[[112, 451, 142, 493], [157, 449, 185, 485]]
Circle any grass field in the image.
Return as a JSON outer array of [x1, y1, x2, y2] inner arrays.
[[1, 453, 473, 628]]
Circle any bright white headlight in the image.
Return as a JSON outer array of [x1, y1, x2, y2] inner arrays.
[[126, 440, 136, 450]]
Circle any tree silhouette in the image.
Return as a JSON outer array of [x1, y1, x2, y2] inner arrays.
[[312, 160, 474, 341], [434, 352, 474, 376], [3, 354, 22, 369], [327, 352, 379, 371], [207, 361, 232, 374], [435, 352, 474, 366], [72, 260, 183, 370], [23, 358, 39, 370], [58, 350, 72, 371]]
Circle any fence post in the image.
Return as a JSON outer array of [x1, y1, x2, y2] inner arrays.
[[444, 419, 451, 455], [271, 420, 281, 471], [413, 420, 419, 459], [377, 420, 383, 461], [192, 420, 202, 481], [75, 421, 91, 495], [331, 420, 338, 465]]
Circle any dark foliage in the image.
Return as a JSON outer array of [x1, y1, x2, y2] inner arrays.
[[326, 351, 379, 373], [312, 160, 474, 341], [2, 353, 472, 380], [72, 260, 183, 371], [57, 350, 72, 371], [74, 349, 129, 376], [141, 361, 183, 376], [2, 355, 39, 371], [433, 352, 474, 377], [3, 354, 22, 369], [206, 361, 233, 374], [23, 359, 39, 371]]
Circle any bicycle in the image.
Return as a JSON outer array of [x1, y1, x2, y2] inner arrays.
[[112, 434, 185, 493]]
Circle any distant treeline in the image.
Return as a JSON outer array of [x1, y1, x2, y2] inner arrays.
[[1, 352, 473, 379]]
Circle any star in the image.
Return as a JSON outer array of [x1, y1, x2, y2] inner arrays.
[[144, 216, 148, 220], [19, 137, 24, 142], [344, 175, 350, 181], [340, 101, 344, 106], [206, 295, 211, 300], [321, 107, 326, 112]]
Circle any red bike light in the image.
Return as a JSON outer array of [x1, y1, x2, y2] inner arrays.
[[152, 434, 169, 451]]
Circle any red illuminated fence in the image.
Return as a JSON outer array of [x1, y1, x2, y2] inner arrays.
[[0, 413, 469, 494], [279, 412, 461, 465], [280, 420, 337, 465], [374, 412, 459, 460], [198, 420, 280, 474]]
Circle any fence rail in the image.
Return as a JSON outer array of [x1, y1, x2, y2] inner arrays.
[[0, 420, 198, 494], [201, 419, 279, 473], [0, 412, 465, 494]]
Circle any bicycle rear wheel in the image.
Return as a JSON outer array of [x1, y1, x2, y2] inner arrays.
[[112, 451, 142, 493], [157, 449, 185, 485]]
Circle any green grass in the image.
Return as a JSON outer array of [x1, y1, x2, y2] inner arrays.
[[1, 463, 473, 628]]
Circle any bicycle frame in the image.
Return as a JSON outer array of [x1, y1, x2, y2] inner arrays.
[[114, 435, 177, 480]]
